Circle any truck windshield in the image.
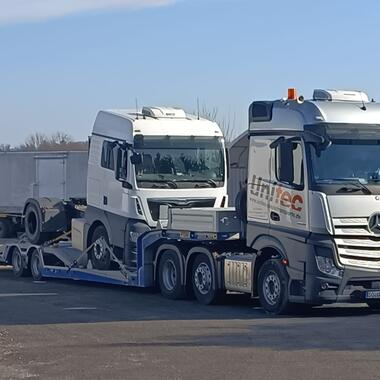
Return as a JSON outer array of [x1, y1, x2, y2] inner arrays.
[[134, 136, 225, 189], [308, 138, 380, 193]]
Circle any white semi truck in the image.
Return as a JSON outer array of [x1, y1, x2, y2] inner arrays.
[[3, 92, 380, 315]]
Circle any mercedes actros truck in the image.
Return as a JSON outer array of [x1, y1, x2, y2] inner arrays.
[[3, 91, 380, 315]]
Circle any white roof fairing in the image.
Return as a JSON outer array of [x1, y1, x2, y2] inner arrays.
[[92, 108, 223, 144]]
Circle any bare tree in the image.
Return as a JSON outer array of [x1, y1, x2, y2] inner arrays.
[[0, 144, 11, 152], [17, 132, 88, 151], [199, 105, 238, 143]]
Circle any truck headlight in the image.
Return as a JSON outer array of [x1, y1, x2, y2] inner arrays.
[[129, 231, 141, 244], [316, 256, 343, 278]]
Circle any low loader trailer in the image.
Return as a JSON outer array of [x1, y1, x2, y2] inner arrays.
[[1, 208, 251, 307]]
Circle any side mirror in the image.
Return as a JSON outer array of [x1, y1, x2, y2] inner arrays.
[[270, 136, 286, 149], [114, 147, 122, 180], [130, 153, 143, 165]]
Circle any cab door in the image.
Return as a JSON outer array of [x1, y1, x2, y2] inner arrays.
[[269, 138, 308, 232]]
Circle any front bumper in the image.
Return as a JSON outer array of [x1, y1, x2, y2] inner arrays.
[[303, 267, 380, 304]]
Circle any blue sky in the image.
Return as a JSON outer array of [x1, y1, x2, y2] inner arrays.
[[1, 0, 380, 145]]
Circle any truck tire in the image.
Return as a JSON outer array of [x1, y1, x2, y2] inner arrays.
[[30, 250, 44, 281], [24, 203, 47, 245], [12, 248, 30, 278], [258, 259, 292, 315], [158, 251, 185, 300], [0, 219, 12, 239], [90, 225, 111, 270], [191, 254, 223, 305]]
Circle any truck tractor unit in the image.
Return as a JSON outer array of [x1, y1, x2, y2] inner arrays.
[[233, 88, 380, 313], [3, 92, 380, 315]]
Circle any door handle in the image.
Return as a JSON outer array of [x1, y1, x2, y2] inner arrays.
[[270, 212, 280, 222], [103, 196, 108, 205]]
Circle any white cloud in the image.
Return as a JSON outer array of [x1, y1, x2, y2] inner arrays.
[[0, 0, 176, 25]]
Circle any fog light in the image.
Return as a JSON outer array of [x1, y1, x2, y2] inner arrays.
[[316, 256, 343, 278], [321, 282, 329, 291]]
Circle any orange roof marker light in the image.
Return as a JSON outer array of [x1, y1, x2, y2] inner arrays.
[[287, 88, 297, 100]]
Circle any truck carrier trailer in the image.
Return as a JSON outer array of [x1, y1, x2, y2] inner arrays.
[[3, 92, 380, 315]]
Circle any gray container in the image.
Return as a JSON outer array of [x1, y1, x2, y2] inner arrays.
[[168, 207, 240, 233], [0, 151, 88, 214]]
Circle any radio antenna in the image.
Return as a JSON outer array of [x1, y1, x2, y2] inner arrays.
[[360, 92, 367, 111], [197, 98, 200, 120], [135, 98, 139, 119]]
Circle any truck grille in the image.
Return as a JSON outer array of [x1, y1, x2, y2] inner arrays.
[[333, 218, 380, 269], [148, 198, 216, 221]]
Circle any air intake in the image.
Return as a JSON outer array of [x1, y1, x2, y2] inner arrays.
[[142, 106, 187, 119]]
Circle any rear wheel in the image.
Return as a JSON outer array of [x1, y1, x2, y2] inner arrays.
[[24, 203, 47, 245], [258, 259, 292, 315], [90, 225, 111, 270], [12, 248, 29, 278], [158, 251, 185, 300], [191, 254, 223, 305], [30, 250, 44, 281]]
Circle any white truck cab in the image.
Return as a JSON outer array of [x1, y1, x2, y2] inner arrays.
[[230, 88, 380, 312], [85, 106, 228, 269]]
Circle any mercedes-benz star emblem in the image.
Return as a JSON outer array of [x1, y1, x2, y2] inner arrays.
[[368, 213, 380, 235]]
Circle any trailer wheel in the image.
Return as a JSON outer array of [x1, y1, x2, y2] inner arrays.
[[25, 203, 46, 245], [257, 259, 292, 315], [90, 225, 111, 270], [12, 248, 29, 278], [158, 251, 185, 300], [30, 250, 44, 281], [191, 254, 222, 305], [0, 219, 12, 239]]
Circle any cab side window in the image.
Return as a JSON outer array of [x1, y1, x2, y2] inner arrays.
[[101, 141, 115, 170], [275, 140, 304, 189]]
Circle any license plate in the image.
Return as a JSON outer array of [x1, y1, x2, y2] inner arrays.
[[365, 290, 380, 300]]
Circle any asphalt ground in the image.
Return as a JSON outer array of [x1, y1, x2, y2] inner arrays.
[[0, 266, 380, 380]]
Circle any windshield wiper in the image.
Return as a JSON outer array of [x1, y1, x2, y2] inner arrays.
[[173, 179, 218, 188], [332, 179, 372, 195], [137, 179, 178, 189]]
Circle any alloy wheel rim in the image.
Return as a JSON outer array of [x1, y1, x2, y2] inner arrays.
[[263, 270, 281, 306], [194, 262, 212, 295]]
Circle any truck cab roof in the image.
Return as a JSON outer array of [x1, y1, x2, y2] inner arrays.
[[249, 89, 380, 133], [93, 107, 223, 143]]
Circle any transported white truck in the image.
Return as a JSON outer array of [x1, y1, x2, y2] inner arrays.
[[17, 106, 229, 270], [3, 92, 380, 315], [0, 151, 88, 239]]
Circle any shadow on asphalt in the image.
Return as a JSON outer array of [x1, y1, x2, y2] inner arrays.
[[0, 267, 379, 328]]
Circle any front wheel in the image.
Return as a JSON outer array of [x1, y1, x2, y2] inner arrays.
[[191, 254, 223, 305], [90, 226, 111, 270], [257, 259, 292, 315]]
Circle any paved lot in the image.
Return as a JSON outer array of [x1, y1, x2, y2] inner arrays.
[[0, 266, 380, 380]]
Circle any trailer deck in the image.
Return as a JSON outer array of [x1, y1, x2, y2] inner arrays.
[[0, 228, 241, 288]]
